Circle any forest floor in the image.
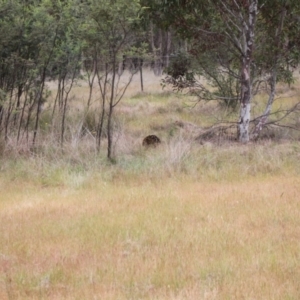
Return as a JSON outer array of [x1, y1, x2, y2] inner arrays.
[[1, 70, 300, 299]]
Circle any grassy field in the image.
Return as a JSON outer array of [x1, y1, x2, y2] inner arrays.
[[1, 71, 300, 299]]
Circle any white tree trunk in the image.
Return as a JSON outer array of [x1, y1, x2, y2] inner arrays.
[[238, 0, 258, 143], [252, 7, 286, 139], [252, 71, 276, 139], [239, 102, 251, 142]]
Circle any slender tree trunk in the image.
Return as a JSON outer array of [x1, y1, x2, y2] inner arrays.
[[32, 72, 46, 147], [252, 7, 287, 139], [252, 71, 276, 139], [32, 30, 58, 148], [96, 99, 105, 152], [139, 58, 143, 92], [51, 78, 62, 124], [61, 59, 78, 148], [107, 102, 114, 159], [96, 62, 108, 153], [238, 60, 252, 143], [4, 88, 15, 142], [25, 100, 35, 144], [13, 85, 23, 126], [0, 106, 3, 132], [150, 22, 162, 76], [157, 29, 163, 75], [60, 77, 67, 147], [238, 0, 258, 143], [87, 55, 97, 109], [107, 57, 116, 160], [17, 87, 29, 143], [165, 30, 172, 68]]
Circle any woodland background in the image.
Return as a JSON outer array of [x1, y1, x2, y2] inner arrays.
[[1, 2, 300, 299]]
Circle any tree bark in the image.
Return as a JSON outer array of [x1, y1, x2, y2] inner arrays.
[[107, 57, 116, 160], [96, 62, 108, 153], [252, 7, 287, 139], [238, 0, 258, 143], [139, 58, 144, 92], [150, 22, 162, 76], [165, 30, 172, 68]]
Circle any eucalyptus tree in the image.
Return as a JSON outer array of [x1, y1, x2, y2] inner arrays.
[[142, 0, 258, 142], [144, 0, 300, 142], [0, 0, 31, 141], [80, 0, 144, 159], [44, 0, 83, 147], [29, 0, 63, 147], [0, 0, 55, 145], [0, 0, 69, 146], [216, 0, 258, 142], [252, 0, 300, 138]]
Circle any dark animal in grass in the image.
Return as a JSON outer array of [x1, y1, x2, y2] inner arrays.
[[142, 135, 161, 147]]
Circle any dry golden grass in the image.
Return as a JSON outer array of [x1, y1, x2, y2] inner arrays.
[[1, 70, 300, 299], [1, 174, 300, 299]]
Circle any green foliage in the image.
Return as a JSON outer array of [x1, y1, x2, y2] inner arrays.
[[165, 52, 194, 80], [80, 0, 143, 60], [161, 51, 196, 92], [1, 0, 300, 151], [144, 0, 300, 137]]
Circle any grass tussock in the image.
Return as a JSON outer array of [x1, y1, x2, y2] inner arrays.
[[1, 137, 300, 188]]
